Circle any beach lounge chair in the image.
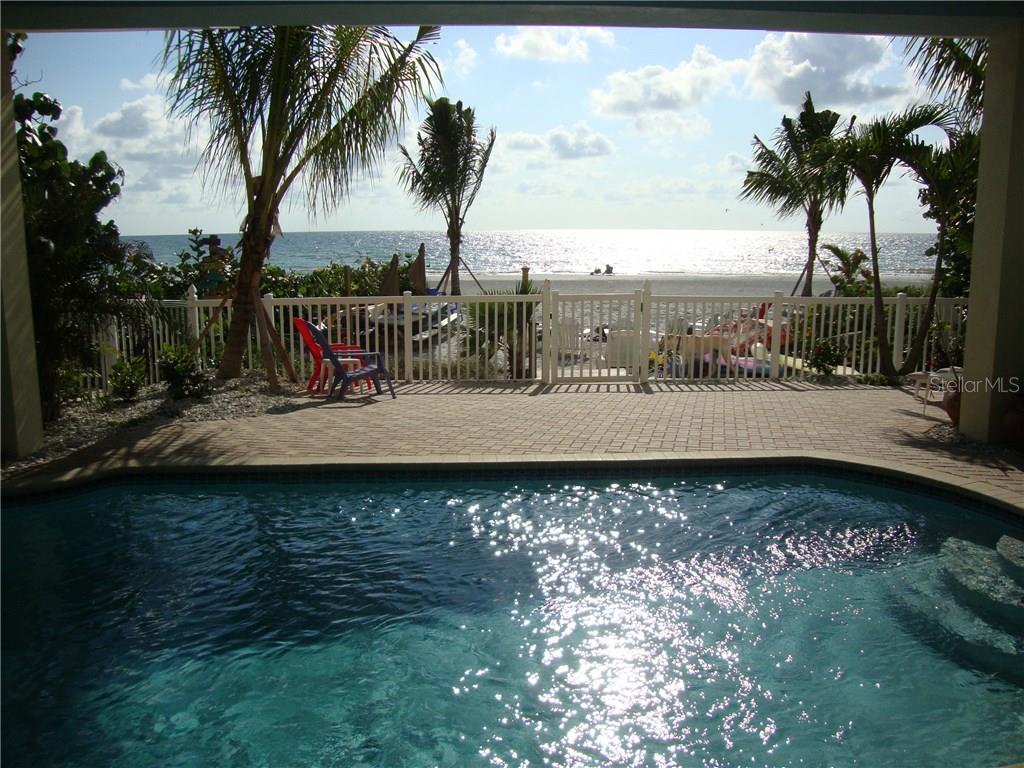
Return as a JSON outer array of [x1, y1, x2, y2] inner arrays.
[[293, 317, 365, 393], [302, 320, 396, 400]]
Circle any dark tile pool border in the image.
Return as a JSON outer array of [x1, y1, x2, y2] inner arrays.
[[4, 452, 1023, 523]]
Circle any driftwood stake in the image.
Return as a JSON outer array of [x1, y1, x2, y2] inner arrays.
[[258, 299, 298, 383], [190, 295, 230, 355], [252, 289, 281, 391]]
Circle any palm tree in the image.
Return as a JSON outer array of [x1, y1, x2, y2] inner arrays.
[[838, 104, 950, 377], [901, 37, 985, 297], [163, 25, 440, 379], [896, 131, 978, 373], [398, 97, 496, 296], [740, 92, 852, 297]]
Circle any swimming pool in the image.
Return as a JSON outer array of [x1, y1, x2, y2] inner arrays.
[[3, 472, 1022, 767]]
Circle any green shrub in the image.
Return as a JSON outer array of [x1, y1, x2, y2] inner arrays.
[[807, 339, 847, 376], [159, 343, 212, 399], [56, 361, 87, 404], [146, 225, 418, 300], [109, 355, 147, 402]]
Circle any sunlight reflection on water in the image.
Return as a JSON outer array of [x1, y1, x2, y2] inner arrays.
[[136, 229, 937, 275], [468, 481, 924, 766]]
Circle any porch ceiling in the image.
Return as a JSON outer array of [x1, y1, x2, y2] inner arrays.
[[3, 1, 1022, 36]]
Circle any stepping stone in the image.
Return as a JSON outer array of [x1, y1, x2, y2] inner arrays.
[[941, 538, 1024, 633], [890, 558, 1023, 685], [996, 535, 1024, 585]]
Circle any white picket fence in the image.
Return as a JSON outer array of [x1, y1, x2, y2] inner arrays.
[[83, 282, 967, 392]]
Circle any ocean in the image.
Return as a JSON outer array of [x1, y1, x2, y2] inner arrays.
[[127, 229, 936, 276]]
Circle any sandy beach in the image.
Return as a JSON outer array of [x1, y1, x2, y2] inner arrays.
[[438, 271, 931, 297]]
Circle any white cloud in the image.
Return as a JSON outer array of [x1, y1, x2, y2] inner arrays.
[[503, 122, 614, 162], [451, 40, 478, 78], [747, 33, 909, 109], [504, 132, 548, 152], [548, 123, 614, 159], [602, 175, 734, 204], [160, 189, 194, 205], [494, 27, 614, 63], [717, 152, 749, 175], [592, 47, 744, 115], [94, 94, 167, 139], [590, 45, 745, 137], [633, 113, 712, 140], [63, 93, 200, 198], [53, 104, 87, 149], [119, 72, 169, 92]]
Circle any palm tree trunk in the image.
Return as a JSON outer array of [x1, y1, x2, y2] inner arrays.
[[217, 225, 271, 378], [448, 222, 462, 296], [899, 222, 945, 375], [802, 212, 819, 297], [865, 192, 896, 378]]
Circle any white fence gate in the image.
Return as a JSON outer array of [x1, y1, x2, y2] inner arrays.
[[80, 282, 968, 394]]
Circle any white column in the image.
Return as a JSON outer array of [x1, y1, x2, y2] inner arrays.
[[1, 41, 43, 457], [961, 23, 1024, 443]]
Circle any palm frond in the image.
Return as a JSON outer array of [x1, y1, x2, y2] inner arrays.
[[739, 92, 851, 221], [162, 25, 441, 219], [286, 25, 441, 214], [844, 103, 952, 196], [903, 37, 986, 128]]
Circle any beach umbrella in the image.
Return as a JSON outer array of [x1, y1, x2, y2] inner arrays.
[[381, 253, 400, 296], [411, 244, 428, 295]]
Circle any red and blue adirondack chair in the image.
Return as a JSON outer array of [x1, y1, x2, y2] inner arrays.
[[292, 316, 366, 393], [302, 319, 395, 400]]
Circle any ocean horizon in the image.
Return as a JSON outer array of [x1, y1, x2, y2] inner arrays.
[[126, 228, 937, 276]]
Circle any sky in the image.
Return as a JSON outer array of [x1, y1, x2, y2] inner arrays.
[[13, 26, 940, 237]]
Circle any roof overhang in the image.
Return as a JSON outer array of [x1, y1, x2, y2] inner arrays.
[[3, 1, 1022, 37]]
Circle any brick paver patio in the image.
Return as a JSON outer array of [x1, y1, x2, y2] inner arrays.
[[7, 381, 1023, 512]]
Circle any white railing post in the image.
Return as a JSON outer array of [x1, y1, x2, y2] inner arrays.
[[100, 318, 119, 391], [893, 291, 906, 369], [550, 288, 561, 384], [258, 292, 274, 370], [541, 280, 552, 383], [186, 284, 200, 342], [637, 280, 652, 384], [403, 290, 414, 383], [262, 292, 278, 348], [262, 292, 275, 329], [770, 291, 782, 379]]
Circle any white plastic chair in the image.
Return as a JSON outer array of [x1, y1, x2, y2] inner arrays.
[[908, 367, 958, 414]]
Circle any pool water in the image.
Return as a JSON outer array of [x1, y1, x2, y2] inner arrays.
[[3, 473, 1023, 767]]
